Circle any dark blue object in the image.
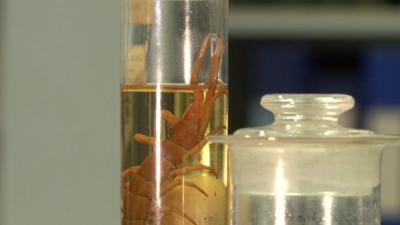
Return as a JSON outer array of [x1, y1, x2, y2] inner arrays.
[[248, 44, 312, 95], [382, 218, 400, 225], [245, 45, 312, 126], [361, 45, 400, 107]]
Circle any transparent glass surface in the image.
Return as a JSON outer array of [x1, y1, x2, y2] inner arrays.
[[231, 144, 381, 225], [122, 0, 228, 85], [210, 94, 400, 225], [120, 0, 229, 224]]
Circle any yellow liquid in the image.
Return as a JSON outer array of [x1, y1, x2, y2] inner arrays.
[[121, 84, 229, 225]]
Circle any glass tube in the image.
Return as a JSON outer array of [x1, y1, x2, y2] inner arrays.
[[120, 0, 229, 223]]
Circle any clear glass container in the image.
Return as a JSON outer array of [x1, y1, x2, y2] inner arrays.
[[120, 0, 229, 224], [211, 94, 400, 225]]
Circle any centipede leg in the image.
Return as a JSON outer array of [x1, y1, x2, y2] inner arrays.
[[121, 166, 140, 198], [207, 125, 226, 136], [161, 179, 208, 197], [199, 85, 228, 136], [184, 124, 226, 161], [170, 164, 216, 177], [161, 110, 179, 127], [160, 206, 197, 225], [207, 84, 228, 106], [122, 166, 140, 178], [183, 139, 208, 161], [121, 167, 142, 225], [123, 219, 147, 225], [134, 133, 155, 145]]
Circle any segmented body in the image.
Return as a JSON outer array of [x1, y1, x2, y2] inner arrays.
[[122, 35, 226, 225]]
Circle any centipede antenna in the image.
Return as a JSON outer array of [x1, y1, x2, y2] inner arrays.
[[190, 33, 212, 85]]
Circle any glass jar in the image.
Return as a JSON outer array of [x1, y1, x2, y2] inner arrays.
[[211, 94, 400, 225], [120, 0, 229, 224]]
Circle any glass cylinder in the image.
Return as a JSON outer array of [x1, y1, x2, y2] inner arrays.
[[120, 0, 229, 224], [232, 144, 382, 225], [211, 94, 400, 225]]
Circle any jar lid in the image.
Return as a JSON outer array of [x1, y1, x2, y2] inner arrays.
[[210, 94, 400, 145]]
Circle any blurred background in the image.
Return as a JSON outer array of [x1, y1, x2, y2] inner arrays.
[[229, 1, 400, 225], [1, 0, 400, 225]]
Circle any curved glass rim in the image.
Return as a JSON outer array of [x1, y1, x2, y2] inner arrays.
[[209, 135, 400, 146], [261, 93, 354, 104], [216, 93, 400, 147]]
